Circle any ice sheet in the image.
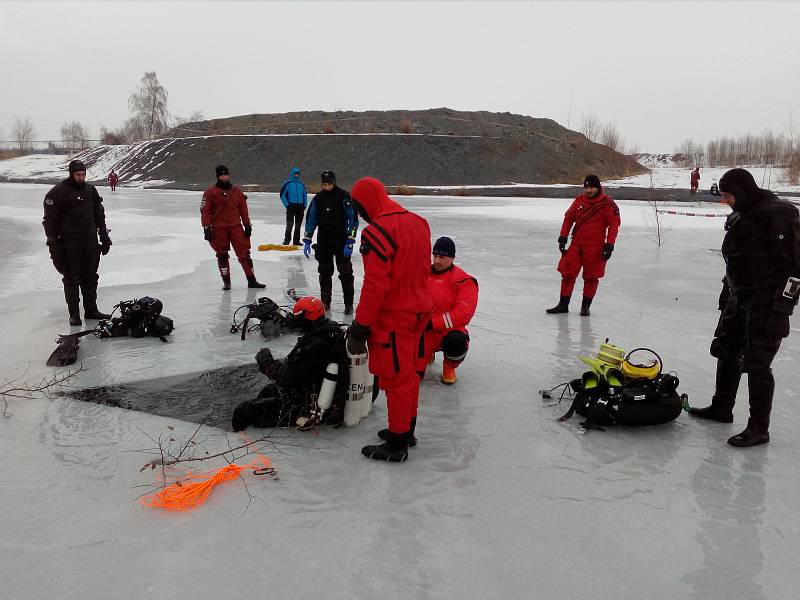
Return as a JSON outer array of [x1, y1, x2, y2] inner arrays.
[[1, 184, 798, 600]]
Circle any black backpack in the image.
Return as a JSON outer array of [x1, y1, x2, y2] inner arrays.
[[561, 374, 684, 431]]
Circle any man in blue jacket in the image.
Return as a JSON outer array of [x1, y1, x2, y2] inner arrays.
[[280, 167, 307, 245], [303, 170, 358, 313]]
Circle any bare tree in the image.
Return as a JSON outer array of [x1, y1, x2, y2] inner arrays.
[[599, 121, 622, 152], [579, 113, 600, 141], [642, 174, 672, 246], [60, 120, 90, 154], [11, 116, 35, 153], [128, 71, 169, 141], [99, 125, 128, 145]]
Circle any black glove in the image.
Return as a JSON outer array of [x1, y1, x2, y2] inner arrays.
[[346, 321, 370, 355], [602, 243, 614, 260], [243, 223, 252, 238], [765, 312, 791, 339], [99, 233, 112, 256], [47, 239, 66, 273], [558, 236, 568, 254], [204, 227, 214, 241]]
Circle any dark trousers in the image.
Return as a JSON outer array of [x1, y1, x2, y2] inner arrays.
[[284, 204, 305, 245], [314, 232, 354, 306], [710, 299, 783, 432], [53, 236, 101, 314]]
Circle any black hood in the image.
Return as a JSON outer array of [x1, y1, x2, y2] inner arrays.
[[719, 168, 763, 211]]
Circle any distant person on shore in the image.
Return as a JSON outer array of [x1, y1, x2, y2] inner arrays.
[[546, 174, 620, 317], [303, 170, 358, 313], [107, 169, 119, 192], [690, 167, 700, 194], [43, 159, 112, 326], [689, 168, 800, 447], [201, 165, 265, 290], [280, 167, 307, 246], [710, 181, 720, 196]]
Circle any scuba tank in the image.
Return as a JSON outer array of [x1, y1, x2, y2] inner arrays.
[[318, 362, 338, 416], [345, 345, 368, 426], [361, 373, 375, 418]]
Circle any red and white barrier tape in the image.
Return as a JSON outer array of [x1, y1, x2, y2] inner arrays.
[[656, 209, 728, 217]]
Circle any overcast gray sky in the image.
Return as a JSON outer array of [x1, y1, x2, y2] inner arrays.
[[2, 0, 799, 151]]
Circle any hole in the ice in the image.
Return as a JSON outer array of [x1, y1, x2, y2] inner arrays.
[[64, 364, 263, 430]]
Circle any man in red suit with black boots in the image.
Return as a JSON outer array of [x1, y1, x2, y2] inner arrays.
[[200, 165, 265, 290], [346, 177, 433, 463], [546, 174, 620, 316], [418, 236, 478, 385]]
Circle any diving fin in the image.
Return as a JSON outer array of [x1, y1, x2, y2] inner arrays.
[[46, 330, 95, 367]]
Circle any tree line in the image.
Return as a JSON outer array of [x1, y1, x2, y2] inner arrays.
[[5, 71, 203, 154]]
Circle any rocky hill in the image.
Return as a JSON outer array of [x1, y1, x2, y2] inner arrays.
[[1, 109, 646, 190]]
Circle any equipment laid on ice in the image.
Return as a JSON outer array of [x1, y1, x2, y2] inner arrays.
[[46, 296, 174, 366], [257, 243, 301, 252], [229, 296, 294, 340], [544, 339, 687, 432]]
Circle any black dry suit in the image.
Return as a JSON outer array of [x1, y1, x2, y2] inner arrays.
[[711, 169, 800, 434], [231, 318, 350, 431], [304, 184, 358, 307], [42, 177, 110, 317]]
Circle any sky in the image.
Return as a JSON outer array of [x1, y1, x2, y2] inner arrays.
[[2, 0, 799, 152]]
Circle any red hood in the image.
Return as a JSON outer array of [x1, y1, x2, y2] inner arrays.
[[351, 177, 405, 220], [578, 190, 608, 204]]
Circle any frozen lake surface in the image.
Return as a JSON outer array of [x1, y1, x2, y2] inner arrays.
[[1, 183, 798, 599]]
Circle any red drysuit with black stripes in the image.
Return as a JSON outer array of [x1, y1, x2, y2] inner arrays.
[[351, 177, 433, 434], [557, 190, 621, 298]]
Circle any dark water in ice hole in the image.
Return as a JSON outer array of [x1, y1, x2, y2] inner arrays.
[[65, 364, 264, 430]]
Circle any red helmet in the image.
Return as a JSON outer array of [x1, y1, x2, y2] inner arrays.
[[292, 296, 325, 322]]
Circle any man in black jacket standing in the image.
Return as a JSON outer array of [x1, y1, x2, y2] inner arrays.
[[689, 168, 800, 447], [43, 160, 112, 326], [302, 170, 359, 313]]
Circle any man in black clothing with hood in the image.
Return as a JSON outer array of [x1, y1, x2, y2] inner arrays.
[[43, 159, 112, 326], [302, 170, 359, 313], [689, 168, 800, 447]]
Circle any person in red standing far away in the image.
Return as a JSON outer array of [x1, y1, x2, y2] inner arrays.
[[690, 167, 700, 194], [546, 174, 621, 317], [107, 169, 119, 191]]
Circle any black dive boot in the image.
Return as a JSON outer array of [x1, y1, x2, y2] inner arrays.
[[68, 303, 82, 327], [362, 430, 409, 462], [378, 417, 417, 448], [728, 426, 770, 447], [580, 297, 592, 317], [546, 296, 570, 314], [688, 404, 734, 423], [84, 303, 111, 320], [247, 275, 266, 289], [344, 304, 353, 315], [222, 275, 231, 290]]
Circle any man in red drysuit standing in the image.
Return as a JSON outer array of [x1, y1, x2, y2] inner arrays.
[[417, 236, 478, 386], [546, 174, 621, 317], [107, 169, 119, 191], [346, 176, 433, 463], [200, 165, 265, 290]]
